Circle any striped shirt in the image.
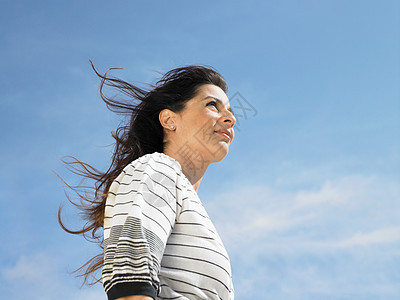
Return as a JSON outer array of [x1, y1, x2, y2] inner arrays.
[[102, 152, 234, 300]]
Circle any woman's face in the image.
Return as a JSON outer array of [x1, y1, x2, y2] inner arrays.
[[172, 84, 236, 164]]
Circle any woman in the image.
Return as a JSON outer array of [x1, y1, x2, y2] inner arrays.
[[60, 62, 236, 300]]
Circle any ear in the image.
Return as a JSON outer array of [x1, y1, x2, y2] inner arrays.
[[159, 108, 176, 130]]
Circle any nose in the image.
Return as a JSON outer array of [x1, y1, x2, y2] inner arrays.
[[222, 110, 236, 128]]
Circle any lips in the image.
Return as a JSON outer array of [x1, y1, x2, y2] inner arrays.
[[215, 129, 232, 141]]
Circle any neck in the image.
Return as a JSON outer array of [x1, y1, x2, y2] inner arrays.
[[163, 148, 210, 192]]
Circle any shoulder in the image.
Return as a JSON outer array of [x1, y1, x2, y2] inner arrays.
[[116, 152, 183, 189], [105, 152, 184, 226], [126, 152, 181, 176]]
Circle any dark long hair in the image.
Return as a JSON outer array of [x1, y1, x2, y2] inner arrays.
[[58, 60, 228, 285]]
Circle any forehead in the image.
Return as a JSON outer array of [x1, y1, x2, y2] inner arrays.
[[195, 84, 230, 104]]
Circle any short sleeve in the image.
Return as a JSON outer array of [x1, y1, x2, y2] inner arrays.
[[102, 153, 182, 300]]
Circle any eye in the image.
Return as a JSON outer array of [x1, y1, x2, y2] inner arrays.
[[206, 101, 218, 109]]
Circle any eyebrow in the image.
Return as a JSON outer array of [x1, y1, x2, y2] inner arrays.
[[203, 96, 234, 114]]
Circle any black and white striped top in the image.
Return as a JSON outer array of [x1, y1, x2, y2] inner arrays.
[[102, 152, 234, 300]]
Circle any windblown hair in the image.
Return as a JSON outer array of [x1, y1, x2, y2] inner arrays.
[[58, 60, 227, 285]]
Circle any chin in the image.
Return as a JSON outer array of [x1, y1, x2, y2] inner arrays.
[[210, 145, 229, 163]]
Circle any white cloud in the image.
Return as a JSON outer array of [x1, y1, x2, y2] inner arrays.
[[206, 174, 400, 298], [2, 253, 55, 284], [209, 174, 400, 250], [328, 226, 400, 248], [1, 252, 105, 299], [294, 177, 366, 207]]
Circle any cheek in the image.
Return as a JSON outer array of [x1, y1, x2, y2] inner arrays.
[[193, 125, 219, 147], [196, 117, 216, 137], [181, 110, 216, 140], [188, 112, 211, 126]]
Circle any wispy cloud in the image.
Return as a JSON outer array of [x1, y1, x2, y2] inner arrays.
[[1, 252, 105, 299], [206, 174, 400, 298], [209, 174, 400, 248], [2, 253, 56, 284], [325, 226, 400, 248]]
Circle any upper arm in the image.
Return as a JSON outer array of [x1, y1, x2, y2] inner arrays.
[[103, 154, 181, 299]]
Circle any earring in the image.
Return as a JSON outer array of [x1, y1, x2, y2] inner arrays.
[[170, 125, 175, 130]]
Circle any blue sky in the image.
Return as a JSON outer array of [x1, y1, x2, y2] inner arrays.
[[1, 0, 399, 299]]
